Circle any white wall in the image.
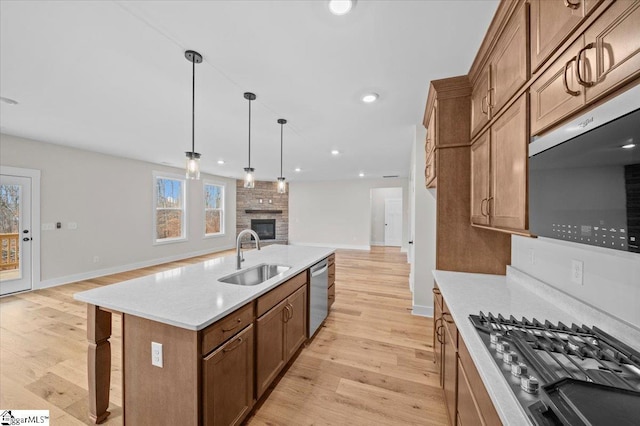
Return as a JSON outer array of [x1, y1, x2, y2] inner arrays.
[[0, 133, 236, 288], [512, 236, 640, 329], [289, 178, 409, 251], [409, 126, 437, 316], [370, 187, 403, 246]]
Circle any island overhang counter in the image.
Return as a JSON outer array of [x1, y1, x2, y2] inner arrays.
[[74, 244, 335, 424]]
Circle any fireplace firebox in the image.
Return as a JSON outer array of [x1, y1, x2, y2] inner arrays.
[[251, 219, 276, 240]]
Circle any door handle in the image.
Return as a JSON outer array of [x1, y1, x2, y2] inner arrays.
[[563, 57, 581, 96], [576, 43, 595, 87], [23, 237, 32, 241]]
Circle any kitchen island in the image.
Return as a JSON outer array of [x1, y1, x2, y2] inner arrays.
[[74, 244, 335, 425]]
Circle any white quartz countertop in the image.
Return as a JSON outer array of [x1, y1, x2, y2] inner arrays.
[[74, 244, 334, 331], [433, 266, 640, 426]]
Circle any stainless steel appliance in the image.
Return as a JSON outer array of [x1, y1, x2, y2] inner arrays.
[[469, 312, 640, 425], [309, 259, 329, 337], [529, 84, 640, 253]]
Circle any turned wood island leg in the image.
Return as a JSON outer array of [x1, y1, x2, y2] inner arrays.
[[87, 304, 112, 424]]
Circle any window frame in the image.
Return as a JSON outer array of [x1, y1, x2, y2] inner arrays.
[[203, 180, 226, 238], [153, 171, 187, 245]]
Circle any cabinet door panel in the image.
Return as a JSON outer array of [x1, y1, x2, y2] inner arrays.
[[443, 320, 457, 426], [457, 360, 484, 426], [584, 0, 640, 102], [531, 37, 585, 136], [530, 0, 593, 71], [285, 285, 308, 360], [203, 325, 254, 426], [256, 299, 287, 398], [471, 132, 491, 225], [490, 2, 529, 113], [471, 66, 491, 138], [490, 95, 528, 230]]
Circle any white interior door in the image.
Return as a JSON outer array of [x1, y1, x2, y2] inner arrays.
[[384, 198, 402, 247], [0, 174, 32, 295]]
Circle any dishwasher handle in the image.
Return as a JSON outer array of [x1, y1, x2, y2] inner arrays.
[[310, 260, 328, 277]]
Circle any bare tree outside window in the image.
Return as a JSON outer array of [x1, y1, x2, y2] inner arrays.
[[155, 177, 185, 241], [204, 183, 224, 235], [0, 185, 20, 270]]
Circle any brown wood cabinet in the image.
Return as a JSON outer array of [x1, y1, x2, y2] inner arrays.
[[471, 1, 528, 139], [582, 0, 640, 101], [434, 288, 502, 426], [203, 324, 254, 426], [424, 76, 511, 275], [256, 279, 307, 398], [442, 306, 458, 426], [471, 95, 528, 232], [531, 0, 640, 136], [433, 286, 444, 387], [425, 100, 438, 188], [470, 66, 491, 138], [490, 1, 529, 115], [530, 37, 585, 135], [530, 0, 602, 73]]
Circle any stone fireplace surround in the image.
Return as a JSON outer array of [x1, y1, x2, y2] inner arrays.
[[236, 180, 288, 246]]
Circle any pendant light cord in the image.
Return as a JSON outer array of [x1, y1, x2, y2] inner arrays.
[[280, 122, 283, 177], [191, 58, 195, 154], [248, 98, 252, 168]]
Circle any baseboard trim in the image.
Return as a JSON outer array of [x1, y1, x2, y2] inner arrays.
[[289, 242, 371, 251], [412, 304, 433, 317], [36, 244, 236, 290]]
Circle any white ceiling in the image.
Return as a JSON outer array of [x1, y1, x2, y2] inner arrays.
[[0, 0, 498, 182]]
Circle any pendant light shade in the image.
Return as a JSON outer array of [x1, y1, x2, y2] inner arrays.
[[184, 50, 203, 180], [243, 92, 257, 188], [277, 118, 287, 194]]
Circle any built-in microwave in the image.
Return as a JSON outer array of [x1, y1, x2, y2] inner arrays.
[[529, 84, 640, 253]]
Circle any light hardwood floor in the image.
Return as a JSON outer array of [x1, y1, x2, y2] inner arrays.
[[0, 247, 446, 425]]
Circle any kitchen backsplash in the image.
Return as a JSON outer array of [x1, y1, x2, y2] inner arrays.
[[512, 235, 640, 330]]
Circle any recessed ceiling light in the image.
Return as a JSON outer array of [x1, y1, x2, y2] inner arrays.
[[622, 143, 636, 149], [362, 93, 379, 103], [217, 160, 225, 165], [358, 172, 364, 177], [0, 96, 18, 105], [294, 167, 301, 172], [328, 0, 353, 16], [331, 150, 340, 155]]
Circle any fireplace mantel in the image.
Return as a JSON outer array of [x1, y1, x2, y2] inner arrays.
[[244, 209, 283, 214]]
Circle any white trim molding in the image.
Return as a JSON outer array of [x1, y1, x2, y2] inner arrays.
[[412, 304, 433, 317]]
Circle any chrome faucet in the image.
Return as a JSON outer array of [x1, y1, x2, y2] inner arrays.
[[236, 229, 261, 269]]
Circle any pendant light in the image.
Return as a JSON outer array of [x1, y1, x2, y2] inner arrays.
[[243, 92, 257, 188], [277, 119, 287, 194], [184, 50, 203, 179]]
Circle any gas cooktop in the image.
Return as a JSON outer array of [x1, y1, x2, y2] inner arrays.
[[469, 312, 640, 425]]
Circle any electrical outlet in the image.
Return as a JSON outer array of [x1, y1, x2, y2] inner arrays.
[[528, 249, 535, 265], [42, 223, 54, 231], [151, 342, 163, 367], [571, 260, 583, 285], [68, 222, 78, 230]]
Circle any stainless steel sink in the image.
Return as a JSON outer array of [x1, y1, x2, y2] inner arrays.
[[219, 263, 290, 286]]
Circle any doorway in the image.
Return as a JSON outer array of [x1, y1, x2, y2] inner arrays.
[[1, 168, 40, 296], [370, 187, 403, 247]]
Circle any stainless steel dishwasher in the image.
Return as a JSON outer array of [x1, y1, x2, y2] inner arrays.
[[309, 258, 329, 337]]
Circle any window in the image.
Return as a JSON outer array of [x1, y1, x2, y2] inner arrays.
[[204, 182, 224, 236], [154, 173, 186, 242]]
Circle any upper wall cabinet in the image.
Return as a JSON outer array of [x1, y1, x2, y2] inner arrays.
[[530, 0, 640, 136], [471, 1, 529, 139], [530, 0, 603, 73], [582, 0, 640, 101]]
